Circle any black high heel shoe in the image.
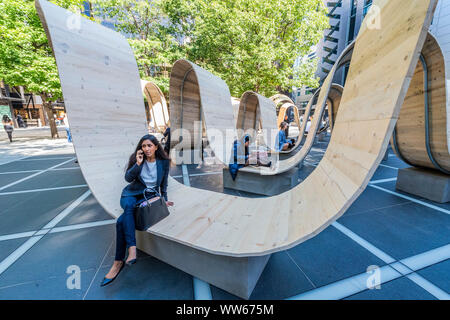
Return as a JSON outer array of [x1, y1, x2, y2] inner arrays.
[[126, 258, 136, 266], [100, 262, 125, 287]]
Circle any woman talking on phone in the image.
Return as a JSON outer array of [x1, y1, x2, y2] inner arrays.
[[101, 134, 173, 287]]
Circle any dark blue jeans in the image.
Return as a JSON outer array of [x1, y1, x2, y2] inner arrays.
[[115, 195, 143, 261]]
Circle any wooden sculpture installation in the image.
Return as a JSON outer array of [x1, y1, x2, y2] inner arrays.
[[37, 0, 437, 299]]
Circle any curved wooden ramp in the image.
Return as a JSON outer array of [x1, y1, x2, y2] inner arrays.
[[37, 0, 437, 298], [141, 80, 169, 133]]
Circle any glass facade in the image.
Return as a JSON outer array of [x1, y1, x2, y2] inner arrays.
[[347, 0, 357, 44]]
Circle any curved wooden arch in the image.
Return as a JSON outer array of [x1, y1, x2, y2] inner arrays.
[[141, 80, 169, 133], [236, 91, 278, 149], [37, 0, 436, 260], [326, 84, 344, 131], [169, 59, 234, 164], [391, 33, 450, 172]]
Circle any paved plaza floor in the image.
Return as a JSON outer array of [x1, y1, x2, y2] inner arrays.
[[0, 136, 448, 300]]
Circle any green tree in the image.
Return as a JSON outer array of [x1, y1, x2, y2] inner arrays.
[[90, 0, 186, 96], [164, 0, 329, 97], [0, 0, 85, 138]]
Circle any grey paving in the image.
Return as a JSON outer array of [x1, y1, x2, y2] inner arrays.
[[2, 169, 86, 193], [0, 187, 89, 234], [24, 154, 75, 160], [0, 158, 70, 173], [0, 139, 448, 300], [286, 226, 386, 288], [211, 251, 316, 300], [338, 202, 450, 260], [342, 185, 411, 217], [0, 269, 97, 300], [377, 180, 450, 211], [0, 172, 35, 187], [344, 277, 437, 300], [0, 224, 115, 288], [56, 194, 113, 227], [0, 238, 29, 262], [85, 256, 194, 300], [416, 259, 450, 294]]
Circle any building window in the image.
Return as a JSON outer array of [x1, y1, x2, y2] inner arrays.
[[363, 0, 373, 17], [347, 0, 357, 44]]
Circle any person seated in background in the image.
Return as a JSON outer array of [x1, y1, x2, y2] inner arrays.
[[283, 114, 289, 137], [277, 122, 295, 151], [228, 134, 250, 180]]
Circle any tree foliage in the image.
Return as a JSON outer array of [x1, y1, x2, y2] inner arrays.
[[0, 0, 86, 137], [164, 0, 329, 97], [90, 0, 185, 96], [91, 0, 328, 97]]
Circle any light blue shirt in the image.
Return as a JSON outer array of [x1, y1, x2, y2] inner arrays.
[[140, 160, 157, 189]]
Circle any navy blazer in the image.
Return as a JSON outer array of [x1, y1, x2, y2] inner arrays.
[[121, 159, 170, 201]]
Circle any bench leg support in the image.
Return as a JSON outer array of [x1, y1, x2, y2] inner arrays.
[[136, 231, 271, 299]]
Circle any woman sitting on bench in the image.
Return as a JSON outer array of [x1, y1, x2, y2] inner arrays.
[[101, 134, 173, 287], [277, 122, 295, 151]]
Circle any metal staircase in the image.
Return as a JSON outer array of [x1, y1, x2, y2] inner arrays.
[[321, 0, 342, 74]]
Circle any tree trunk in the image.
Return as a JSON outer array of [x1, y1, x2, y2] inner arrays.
[[41, 94, 59, 139]]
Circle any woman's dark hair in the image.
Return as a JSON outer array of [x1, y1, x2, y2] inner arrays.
[[2, 115, 11, 122], [280, 121, 288, 129], [126, 134, 170, 171]]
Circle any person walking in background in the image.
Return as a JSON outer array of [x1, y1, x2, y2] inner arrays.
[[2, 115, 14, 143], [16, 114, 25, 128], [62, 114, 72, 143], [162, 125, 171, 155]]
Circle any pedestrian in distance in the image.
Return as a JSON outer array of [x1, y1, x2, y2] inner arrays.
[[62, 114, 72, 143], [2, 115, 14, 143]]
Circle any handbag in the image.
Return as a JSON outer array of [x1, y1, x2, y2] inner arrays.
[[134, 187, 170, 231]]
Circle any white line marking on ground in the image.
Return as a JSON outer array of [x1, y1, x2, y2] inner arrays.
[[181, 165, 190, 187], [331, 222, 449, 299], [0, 156, 30, 166], [0, 236, 45, 275], [0, 190, 91, 277], [369, 184, 450, 215], [42, 190, 91, 229], [193, 277, 213, 300], [0, 167, 80, 175], [287, 242, 450, 300], [379, 164, 400, 170], [400, 244, 450, 271], [0, 218, 115, 243], [49, 219, 116, 234], [369, 177, 397, 185], [171, 171, 222, 179], [0, 157, 75, 191], [83, 239, 115, 300], [332, 222, 396, 263], [0, 170, 40, 175], [0, 184, 88, 196], [0, 231, 36, 242], [406, 273, 450, 300], [287, 265, 402, 300], [19, 157, 74, 161]]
